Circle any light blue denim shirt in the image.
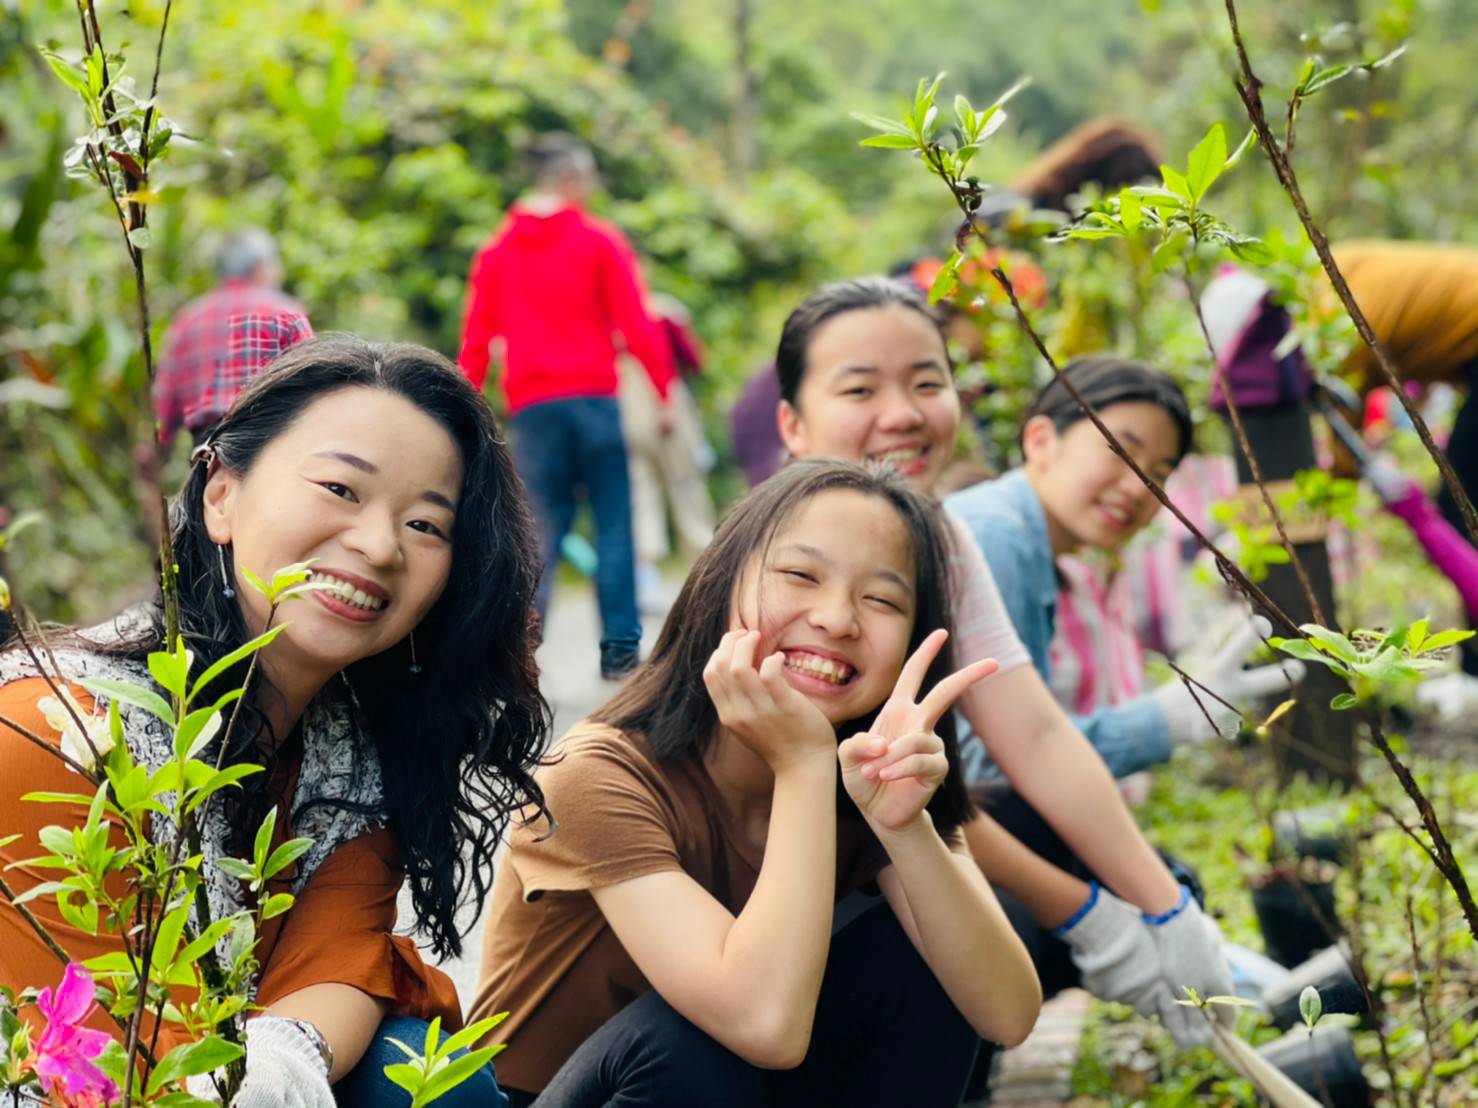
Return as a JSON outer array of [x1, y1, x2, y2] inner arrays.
[[944, 470, 1172, 779]]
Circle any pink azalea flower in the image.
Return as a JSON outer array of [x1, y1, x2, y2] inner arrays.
[[30, 963, 119, 1106]]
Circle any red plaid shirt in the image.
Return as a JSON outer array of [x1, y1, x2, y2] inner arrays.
[[154, 279, 312, 440]]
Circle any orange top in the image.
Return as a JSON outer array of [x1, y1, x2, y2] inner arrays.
[[0, 677, 460, 1051]]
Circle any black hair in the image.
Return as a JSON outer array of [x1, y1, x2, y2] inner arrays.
[[1024, 355, 1194, 465], [135, 334, 549, 959], [593, 458, 975, 835], [775, 277, 952, 408]]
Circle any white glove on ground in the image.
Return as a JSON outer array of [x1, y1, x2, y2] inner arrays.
[[1153, 616, 1306, 743], [1147, 890, 1237, 1049], [188, 1016, 334, 1108], [1057, 884, 1175, 1018]]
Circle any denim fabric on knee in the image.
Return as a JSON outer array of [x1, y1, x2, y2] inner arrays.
[[333, 1015, 508, 1108]]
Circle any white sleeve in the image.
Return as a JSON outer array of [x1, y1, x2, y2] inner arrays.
[[945, 512, 1032, 676]]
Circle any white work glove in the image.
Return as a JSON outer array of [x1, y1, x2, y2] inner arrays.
[[187, 1016, 334, 1107], [1153, 615, 1305, 743], [1057, 883, 1176, 1018], [1146, 889, 1237, 1049]]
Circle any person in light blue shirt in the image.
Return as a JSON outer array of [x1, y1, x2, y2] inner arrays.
[[947, 356, 1302, 780]]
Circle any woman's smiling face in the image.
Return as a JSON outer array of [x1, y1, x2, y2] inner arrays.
[[203, 385, 462, 684], [778, 305, 961, 494], [730, 488, 916, 726]]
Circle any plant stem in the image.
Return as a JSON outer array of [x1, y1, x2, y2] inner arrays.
[[1365, 714, 1478, 940], [1222, 0, 1478, 547]]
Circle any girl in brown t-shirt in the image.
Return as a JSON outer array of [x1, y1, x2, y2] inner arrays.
[[476, 459, 1041, 1105]]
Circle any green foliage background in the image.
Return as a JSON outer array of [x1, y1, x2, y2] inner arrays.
[[3, 0, 1476, 620]]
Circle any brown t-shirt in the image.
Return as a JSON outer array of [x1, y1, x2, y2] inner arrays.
[[471, 723, 891, 1093]]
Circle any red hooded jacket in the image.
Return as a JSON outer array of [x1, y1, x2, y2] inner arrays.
[[456, 203, 674, 413]]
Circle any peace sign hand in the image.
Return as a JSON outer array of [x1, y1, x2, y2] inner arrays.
[[838, 629, 998, 832]]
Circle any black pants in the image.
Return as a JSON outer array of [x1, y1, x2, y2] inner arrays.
[[506, 900, 980, 1108], [1434, 363, 1478, 675]]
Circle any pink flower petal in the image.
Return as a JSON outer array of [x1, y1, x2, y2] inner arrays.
[[39, 963, 97, 1027]]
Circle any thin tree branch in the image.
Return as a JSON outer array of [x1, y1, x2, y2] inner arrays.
[[1223, 0, 1478, 547], [1185, 268, 1328, 627]]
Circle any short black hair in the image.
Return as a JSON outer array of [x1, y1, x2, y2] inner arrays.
[[776, 277, 950, 407], [1025, 355, 1194, 464]]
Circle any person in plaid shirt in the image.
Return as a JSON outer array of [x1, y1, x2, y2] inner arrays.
[[154, 228, 312, 445]]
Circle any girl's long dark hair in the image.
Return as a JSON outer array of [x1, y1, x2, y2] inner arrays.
[[127, 334, 550, 959], [593, 459, 974, 835]]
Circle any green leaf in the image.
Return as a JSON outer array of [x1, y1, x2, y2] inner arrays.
[[1184, 123, 1228, 202], [262, 837, 313, 881], [253, 807, 278, 868], [176, 916, 240, 966], [127, 226, 153, 250], [436, 1013, 508, 1059], [260, 893, 295, 919], [150, 904, 193, 973], [77, 677, 173, 724], [183, 764, 264, 814], [39, 49, 90, 99], [241, 567, 271, 600], [848, 111, 911, 137], [215, 857, 256, 881], [148, 648, 189, 703], [1330, 692, 1358, 710], [988, 75, 1031, 111], [1416, 628, 1474, 652], [187, 626, 285, 703], [859, 134, 917, 149], [1299, 984, 1323, 1029], [927, 252, 963, 304], [174, 705, 223, 761], [1159, 165, 1191, 202], [1367, 43, 1408, 70], [1304, 64, 1355, 96], [417, 1046, 504, 1104], [1224, 126, 1257, 171], [1301, 625, 1357, 660], [953, 92, 974, 133], [1118, 189, 1143, 232], [382, 1061, 423, 1095], [146, 1035, 245, 1096]]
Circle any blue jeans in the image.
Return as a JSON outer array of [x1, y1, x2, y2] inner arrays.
[[335, 1015, 508, 1107], [512, 397, 641, 655]]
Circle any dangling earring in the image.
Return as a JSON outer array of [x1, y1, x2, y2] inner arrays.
[[216, 543, 235, 599], [408, 631, 422, 676]]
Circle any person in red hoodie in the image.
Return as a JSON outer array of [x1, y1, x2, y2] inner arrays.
[[458, 133, 675, 679]]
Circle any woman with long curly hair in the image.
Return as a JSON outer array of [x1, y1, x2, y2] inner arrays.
[[0, 334, 550, 1106]]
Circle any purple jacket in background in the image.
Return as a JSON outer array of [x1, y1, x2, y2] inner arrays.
[[730, 363, 785, 487]]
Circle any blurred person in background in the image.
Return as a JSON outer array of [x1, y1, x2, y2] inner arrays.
[[153, 227, 312, 448], [618, 292, 716, 611], [457, 132, 675, 680]]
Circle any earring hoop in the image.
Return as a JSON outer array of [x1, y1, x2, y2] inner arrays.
[[215, 543, 235, 599], [408, 631, 422, 676]]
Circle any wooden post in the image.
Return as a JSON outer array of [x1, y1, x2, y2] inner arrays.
[[1223, 404, 1357, 784]]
